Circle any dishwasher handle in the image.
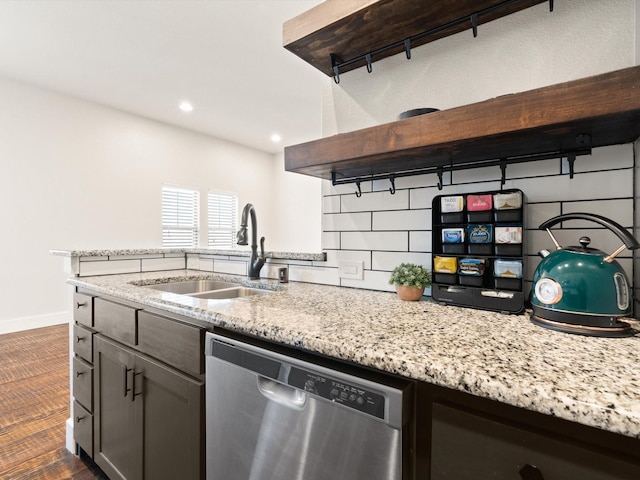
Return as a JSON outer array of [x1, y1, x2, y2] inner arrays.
[[257, 376, 307, 410]]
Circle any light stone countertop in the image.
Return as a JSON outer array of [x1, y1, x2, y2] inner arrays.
[[68, 269, 640, 440], [50, 248, 326, 261]]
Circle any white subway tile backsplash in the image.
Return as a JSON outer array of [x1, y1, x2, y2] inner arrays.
[[372, 251, 431, 271], [578, 144, 633, 172], [186, 255, 200, 270], [562, 199, 633, 226], [213, 260, 247, 276], [517, 169, 632, 203], [79, 259, 140, 276], [323, 250, 372, 269], [323, 212, 371, 231], [409, 231, 432, 252], [373, 209, 430, 231], [341, 231, 408, 251], [141, 257, 186, 272], [323, 195, 341, 214], [316, 141, 636, 299], [289, 265, 340, 285], [341, 269, 395, 292], [197, 258, 214, 272], [341, 189, 408, 213], [322, 232, 340, 250], [526, 203, 561, 229]]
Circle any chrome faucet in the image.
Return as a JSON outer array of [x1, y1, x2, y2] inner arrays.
[[237, 203, 266, 279]]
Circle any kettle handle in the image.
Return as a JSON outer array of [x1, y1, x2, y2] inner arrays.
[[538, 212, 640, 250]]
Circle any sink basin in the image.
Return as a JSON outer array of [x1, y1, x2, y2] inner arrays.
[[145, 279, 274, 300], [189, 287, 272, 300], [147, 280, 240, 294]]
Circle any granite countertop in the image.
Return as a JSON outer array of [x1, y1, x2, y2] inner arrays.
[[50, 248, 326, 261], [68, 269, 640, 440]]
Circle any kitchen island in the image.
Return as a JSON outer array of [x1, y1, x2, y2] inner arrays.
[[66, 268, 640, 441]]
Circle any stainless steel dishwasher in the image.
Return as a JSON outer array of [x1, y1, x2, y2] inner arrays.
[[205, 331, 414, 480]]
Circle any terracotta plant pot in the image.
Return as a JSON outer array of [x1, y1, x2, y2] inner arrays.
[[395, 285, 425, 301]]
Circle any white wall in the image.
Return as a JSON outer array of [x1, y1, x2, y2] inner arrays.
[[0, 76, 320, 332]]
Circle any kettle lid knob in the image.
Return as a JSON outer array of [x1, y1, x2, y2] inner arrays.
[[579, 236, 591, 249]]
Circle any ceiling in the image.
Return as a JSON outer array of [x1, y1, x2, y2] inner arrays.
[[0, 0, 325, 154]]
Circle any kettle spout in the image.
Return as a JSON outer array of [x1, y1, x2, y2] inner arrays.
[[538, 249, 551, 258]]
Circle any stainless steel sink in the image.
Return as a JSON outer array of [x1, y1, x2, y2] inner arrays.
[[190, 287, 272, 300], [145, 279, 273, 300], [147, 280, 240, 294]]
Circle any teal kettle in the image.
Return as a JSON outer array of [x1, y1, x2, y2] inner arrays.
[[530, 212, 639, 337]]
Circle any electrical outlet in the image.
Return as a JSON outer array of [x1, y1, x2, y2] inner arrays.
[[338, 261, 364, 280]]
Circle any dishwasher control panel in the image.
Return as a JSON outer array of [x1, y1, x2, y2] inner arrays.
[[289, 367, 386, 419]]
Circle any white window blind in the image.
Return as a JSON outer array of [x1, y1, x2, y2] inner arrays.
[[208, 191, 238, 249], [162, 185, 199, 247]]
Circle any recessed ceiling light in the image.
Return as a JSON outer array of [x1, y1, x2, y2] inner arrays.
[[179, 101, 193, 112], [271, 133, 282, 143]]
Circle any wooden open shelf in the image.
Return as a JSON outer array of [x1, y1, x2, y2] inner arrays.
[[284, 66, 640, 182], [283, 0, 547, 78]]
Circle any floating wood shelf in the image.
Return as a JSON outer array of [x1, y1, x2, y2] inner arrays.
[[283, 0, 548, 79], [284, 66, 640, 184]]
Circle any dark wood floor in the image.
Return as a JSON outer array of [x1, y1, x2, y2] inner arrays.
[[0, 324, 105, 479]]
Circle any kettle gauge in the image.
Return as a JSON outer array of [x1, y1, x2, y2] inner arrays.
[[534, 278, 562, 305]]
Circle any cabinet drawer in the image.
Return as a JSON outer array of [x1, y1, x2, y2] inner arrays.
[[74, 400, 93, 457], [73, 292, 94, 327], [73, 356, 93, 412], [73, 324, 94, 363], [431, 403, 640, 480], [94, 297, 138, 345], [137, 311, 204, 376]]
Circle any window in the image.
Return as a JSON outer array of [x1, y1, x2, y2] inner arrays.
[[162, 185, 199, 247], [208, 191, 238, 249]]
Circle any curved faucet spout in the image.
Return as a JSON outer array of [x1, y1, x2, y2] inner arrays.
[[238, 203, 266, 279]]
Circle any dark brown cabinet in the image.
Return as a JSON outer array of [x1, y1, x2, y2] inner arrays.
[[94, 334, 204, 480], [430, 403, 640, 480], [71, 291, 206, 480]]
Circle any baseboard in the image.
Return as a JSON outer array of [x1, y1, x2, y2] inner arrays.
[[0, 311, 69, 334], [66, 417, 76, 454]]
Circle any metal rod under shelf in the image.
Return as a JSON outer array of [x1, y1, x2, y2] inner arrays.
[[329, 0, 555, 83], [330, 148, 591, 194]]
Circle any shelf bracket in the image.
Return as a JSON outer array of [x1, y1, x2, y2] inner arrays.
[[355, 179, 362, 197], [389, 175, 396, 194], [563, 154, 576, 178], [436, 167, 444, 190], [500, 160, 507, 188], [470, 13, 479, 37], [330, 54, 343, 84], [404, 38, 411, 59]]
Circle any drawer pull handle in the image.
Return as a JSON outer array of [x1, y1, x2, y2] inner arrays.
[[76, 415, 86, 423], [123, 366, 132, 397], [519, 464, 544, 480], [76, 302, 87, 309], [76, 370, 84, 377], [132, 371, 143, 402], [76, 336, 84, 343]]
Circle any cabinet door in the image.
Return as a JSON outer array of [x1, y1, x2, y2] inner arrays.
[[431, 403, 640, 480], [94, 335, 142, 480], [135, 353, 204, 480]]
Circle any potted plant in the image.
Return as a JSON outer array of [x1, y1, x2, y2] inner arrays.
[[389, 263, 431, 301]]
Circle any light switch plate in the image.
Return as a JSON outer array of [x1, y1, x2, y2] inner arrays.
[[338, 261, 364, 280]]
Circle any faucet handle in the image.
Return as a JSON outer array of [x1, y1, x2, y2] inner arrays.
[[259, 236, 265, 258]]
